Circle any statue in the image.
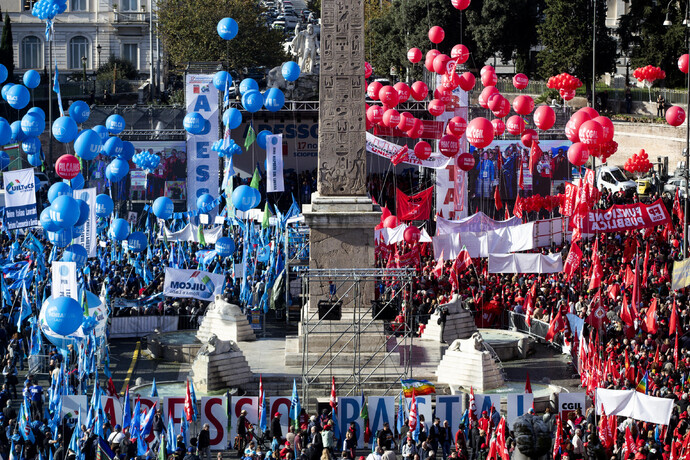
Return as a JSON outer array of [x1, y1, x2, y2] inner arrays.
[[290, 24, 319, 74], [448, 332, 485, 353]]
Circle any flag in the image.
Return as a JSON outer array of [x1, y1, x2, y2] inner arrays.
[[624, 426, 636, 458], [396, 187, 434, 221], [469, 387, 477, 421], [588, 239, 603, 291], [432, 250, 444, 278], [494, 185, 502, 211], [636, 370, 649, 394], [262, 202, 271, 229], [98, 437, 116, 460], [514, 193, 524, 219], [360, 391, 370, 444], [518, 160, 524, 190], [670, 299, 678, 335], [189, 380, 199, 422], [523, 282, 536, 327], [400, 379, 436, 398], [396, 392, 404, 435], [642, 243, 650, 287], [259, 375, 267, 432], [525, 372, 532, 394], [455, 247, 473, 273], [54, 59, 64, 116], [158, 435, 166, 460], [166, 414, 175, 452], [181, 413, 189, 445], [184, 380, 194, 422], [289, 379, 301, 430], [563, 242, 582, 281], [244, 123, 256, 150], [250, 167, 261, 190], [330, 377, 340, 440], [495, 418, 509, 460], [620, 294, 634, 328], [150, 378, 158, 397], [140, 402, 156, 438], [545, 310, 563, 342], [528, 140, 542, 172], [122, 386, 131, 429], [645, 297, 658, 334], [674, 187, 685, 225], [131, 399, 141, 440], [553, 415, 562, 460], [408, 391, 418, 441], [391, 145, 409, 166]]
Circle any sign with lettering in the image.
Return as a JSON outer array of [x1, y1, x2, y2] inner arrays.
[[3, 168, 38, 229]]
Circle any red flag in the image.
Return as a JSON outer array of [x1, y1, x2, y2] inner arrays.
[[514, 194, 524, 219], [624, 266, 635, 287], [529, 140, 542, 173], [494, 185, 502, 211], [586, 291, 607, 330], [432, 250, 444, 278], [329, 377, 337, 412], [107, 378, 119, 400], [620, 294, 634, 327], [599, 406, 613, 449], [391, 145, 410, 166], [644, 297, 658, 334], [469, 387, 477, 421], [396, 187, 434, 221], [518, 160, 524, 190], [408, 391, 418, 431], [670, 298, 678, 335], [545, 310, 563, 342], [504, 204, 510, 220], [525, 372, 532, 394], [632, 260, 641, 312], [184, 379, 194, 422], [675, 187, 685, 224], [642, 243, 650, 287], [624, 426, 637, 458], [495, 418, 509, 460], [553, 415, 562, 460], [588, 239, 603, 291], [524, 282, 536, 327], [606, 283, 620, 301], [455, 248, 473, 273], [563, 242, 583, 281]]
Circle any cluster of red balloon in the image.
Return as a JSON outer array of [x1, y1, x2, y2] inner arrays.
[[632, 65, 666, 84], [564, 107, 617, 166], [521, 194, 564, 213], [546, 73, 583, 101], [624, 149, 653, 174]]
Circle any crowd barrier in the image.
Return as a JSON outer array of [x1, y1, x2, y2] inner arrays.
[[109, 316, 180, 338]]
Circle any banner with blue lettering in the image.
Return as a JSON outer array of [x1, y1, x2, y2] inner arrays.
[[506, 393, 533, 429], [338, 397, 364, 448], [435, 395, 463, 432], [367, 396, 395, 435], [266, 134, 284, 192], [3, 168, 38, 230], [186, 74, 219, 210], [472, 394, 501, 420], [162, 267, 224, 301]]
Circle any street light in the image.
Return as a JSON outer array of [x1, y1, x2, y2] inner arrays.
[[96, 44, 102, 69], [665, 2, 690, 259], [81, 55, 87, 93]]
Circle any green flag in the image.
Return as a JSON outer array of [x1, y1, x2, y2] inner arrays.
[[158, 435, 165, 460], [244, 123, 256, 150], [197, 224, 206, 246], [262, 202, 271, 229], [250, 168, 261, 190]]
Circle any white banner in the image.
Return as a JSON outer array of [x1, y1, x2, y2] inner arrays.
[[436, 213, 523, 235], [186, 74, 219, 211], [432, 222, 535, 259], [3, 168, 38, 229], [375, 224, 432, 245], [558, 393, 586, 421], [595, 389, 673, 426], [506, 394, 533, 429], [472, 394, 501, 420], [366, 132, 452, 169], [159, 224, 223, 243], [52, 261, 78, 300], [73, 188, 97, 258], [488, 253, 563, 273], [201, 397, 228, 450], [163, 268, 224, 301], [266, 134, 284, 192], [436, 163, 467, 221]]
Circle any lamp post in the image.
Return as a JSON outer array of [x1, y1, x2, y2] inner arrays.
[[81, 55, 87, 93], [665, 3, 690, 259], [97, 44, 102, 69]]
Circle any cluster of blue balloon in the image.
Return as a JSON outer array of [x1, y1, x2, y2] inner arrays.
[[31, 0, 67, 20], [108, 217, 130, 241], [94, 114, 134, 183], [132, 150, 160, 172], [212, 138, 242, 158], [40, 182, 90, 248], [231, 184, 261, 212]]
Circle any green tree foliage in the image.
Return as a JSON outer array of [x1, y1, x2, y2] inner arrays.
[[96, 55, 138, 80], [157, 0, 287, 70], [537, 0, 617, 91], [0, 15, 15, 82], [618, 0, 687, 88], [465, 0, 544, 76]]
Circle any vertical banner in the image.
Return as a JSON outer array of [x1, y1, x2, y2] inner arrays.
[[506, 394, 533, 429], [3, 168, 38, 229], [339, 397, 364, 448], [230, 396, 258, 441], [73, 188, 97, 258], [435, 395, 463, 432], [368, 396, 395, 435], [270, 396, 291, 437], [201, 397, 228, 450], [559, 393, 586, 421], [266, 134, 284, 192], [52, 261, 78, 300], [186, 74, 219, 211], [472, 394, 501, 420]]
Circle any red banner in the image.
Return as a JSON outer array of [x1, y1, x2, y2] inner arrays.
[[396, 187, 434, 221], [562, 182, 578, 217], [373, 120, 445, 139], [571, 199, 672, 232], [395, 246, 421, 268], [563, 242, 582, 281]]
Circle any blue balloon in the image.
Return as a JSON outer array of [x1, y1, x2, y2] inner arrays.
[[0, 151, 9, 170], [231, 185, 255, 212], [250, 186, 261, 208], [27, 153, 41, 167], [118, 141, 135, 161], [49, 195, 79, 228], [196, 193, 216, 212], [242, 89, 263, 113], [95, 194, 113, 217], [107, 158, 129, 182], [152, 196, 174, 219], [92, 125, 109, 143], [74, 199, 89, 226], [0, 118, 11, 146], [74, 129, 102, 161], [0, 65, 8, 84], [103, 136, 123, 157], [1, 84, 14, 101], [264, 87, 285, 112], [257, 130, 272, 149], [67, 173, 85, 191], [45, 296, 83, 336], [215, 236, 235, 257], [213, 71, 231, 91], [22, 70, 40, 89], [223, 108, 243, 130], [126, 231, 147, 253], [281, 61, 301, 82], [21, 136, 41, 155], [239, 78, 259, 96], [68, 101, 90, 124], [27, 107, 45, 119], [21, 113, 45, 137], [183, 112, 206, 135], [105, 114, 125, 134], [61, 244, 88, 268], [11, 121, 26, 143], [48, 182, 71, 203], [52, 116, 78, 143], [110, 218, 129, 241], [47, 228, 73, 248], [6, 85, 30, 110], [40, 208, 60, 232], [217, 17, 238, 40]]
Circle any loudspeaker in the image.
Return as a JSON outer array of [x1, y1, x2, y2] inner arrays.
[[371, 300, 398, 321], [318, 300, 342, 320]]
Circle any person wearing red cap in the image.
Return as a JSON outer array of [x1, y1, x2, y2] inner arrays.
[[477, 412, 490, 434], [272, 412, 284, 443]]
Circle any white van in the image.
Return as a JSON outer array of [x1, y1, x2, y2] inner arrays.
[[596, 165, 637, 195]]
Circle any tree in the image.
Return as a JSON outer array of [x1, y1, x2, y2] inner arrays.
[[537, 0, 617, 92], [618, 0, 687, 88], [156, 0, 287, 70], [96, 55, 138, 80], [465, 0, 544, 76], [0, 14, 15, 82]]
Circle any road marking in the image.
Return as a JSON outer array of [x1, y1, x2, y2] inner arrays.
[[122, 341, 141, 395]]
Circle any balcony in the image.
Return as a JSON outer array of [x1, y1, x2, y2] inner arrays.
[[113, 10, 149, 34]]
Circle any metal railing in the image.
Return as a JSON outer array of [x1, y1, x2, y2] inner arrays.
[[114, 11, 150, 23], [508, 311, 564, 348]]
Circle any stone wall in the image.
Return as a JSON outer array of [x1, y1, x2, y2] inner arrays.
[[608, 122, 687, 173]]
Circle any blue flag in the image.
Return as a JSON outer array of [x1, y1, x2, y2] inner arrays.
[[396, 392, 404, 434], [53, 59, 64, 116], [122, 386, 132, 430], [151, 378, 158, 397], [166, 414, 176, 452], [189, 380, 199, 422], [289, 379, 300, 430]]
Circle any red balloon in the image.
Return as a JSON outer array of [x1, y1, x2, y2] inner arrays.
[[533, 105, 556, 130], [407, 48, 422, 64], [432, 54, 451, 75], [577, 107, 599, 119], [403, 226, 421, 244], [365, 62, 372, 79], [379, 85, 399, 107], [451, 44, 470, 63], [513, 73, 529, 90], [428, 26, 445, 44], [478, 86, 499, 109], [425, 49, 440, 63], [512, 95, 534, 115], [578, 120, 604, 145], [414, 141, 432, 160], [491, 118, 505, 136], [55, 154, 81, 180], [564, 111, 591, 142], [492, 98, 511, 118], [451, 0, 470, 10], [458, 72, 476, 91], [480, 65, 494, 76], [679, 54, 689, 74], [506, 115, 525, 136], [487, 93, 505, 112], [446, 116, 467, 137], [407, 118, 424, 139], [593, 116, 614, 143], [382, 109, 401, 128], [667, 105, 686, 127], [394, 82, 411, 103], [466, 117, 494, 149], [398, 112, 416, 131], [383, 215, 400, 228], [457, 152, 475, 171], [439, 134, 460, 157], [560, 89, 576, 101], [428, 99, 446, 117], [434, 87, 454, 105], [521, 129, 538, 148], [567, 143, 590, 166], [367, 81, 383, 100], [411, 81, 429, 101], [366, 118, 374, 131], [481, 71, 497, 87], [366, 105, 384, 124]]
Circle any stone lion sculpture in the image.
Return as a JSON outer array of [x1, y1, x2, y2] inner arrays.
[[211, 295, 243, 317], [448, 332, 485, 353], [198, 334, 240, 356]]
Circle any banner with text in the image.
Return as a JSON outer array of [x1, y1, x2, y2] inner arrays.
[[52, 261, 78, 300], [366, 132, 451, 169], [73, 188, 97, 258], [3, 168, 38, 230], [163, 268, 224, 301], [673, 258, 690, 291], [266, 134, 285, 192], [571, 199, 671, 233]]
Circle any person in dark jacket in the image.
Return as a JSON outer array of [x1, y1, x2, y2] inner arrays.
[[272, 413, 284, 441], [153, 409, 166, 451], [198, 424, 211, 460]]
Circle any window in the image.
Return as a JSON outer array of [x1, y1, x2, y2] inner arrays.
[[21, 36, 42, 69], [120, 0, 137, 11], [122, 44, 138, 69], [70, 0, 86, 11], [69, 36, 89, 69], [22, 0, 37, 11]]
